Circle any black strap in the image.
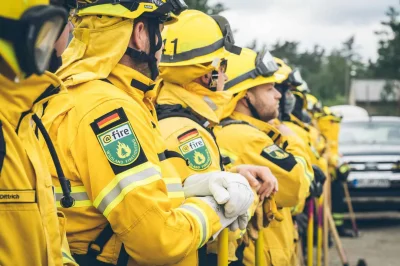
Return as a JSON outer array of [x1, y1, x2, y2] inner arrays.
[[198, 245, 208, 266], [130, 79, 154, 93], [158, 150, 188, 165], [219, 118, 255, 129], [84, 224, 130, 266], [0, 121, 5, 173]]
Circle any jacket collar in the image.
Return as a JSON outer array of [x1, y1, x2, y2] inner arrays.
[[108, 64, 155, 101], [230, 111, 282, 142], [157, 81, 224, 125], [0, 72, 65, 128], [289, 113, 310, 132]]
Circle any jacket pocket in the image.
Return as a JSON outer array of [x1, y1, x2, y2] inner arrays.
[[0, 202, 47, 266]]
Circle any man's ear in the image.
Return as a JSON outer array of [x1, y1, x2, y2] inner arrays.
[[201, 73, 211, 85], [130, 21, 147, 51]]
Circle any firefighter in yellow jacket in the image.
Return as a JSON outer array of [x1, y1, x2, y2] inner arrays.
[[42, 1, 257, 265], [156, 10, 279, 264], [0, 0, 77, 265], [213, 48, 313, 265]]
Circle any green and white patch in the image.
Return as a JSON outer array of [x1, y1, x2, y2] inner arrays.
[[263, 144, 289, 160], [97, 122, 140, 166], [179, 137, 211, 171]]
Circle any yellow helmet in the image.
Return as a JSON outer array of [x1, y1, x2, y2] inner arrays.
[[274, 57, 292, 82], [160, 10, 242, 67], [224, 48, 282, 94], [297, 80, 310, 93], [219, 48, 281, 119], [306, 93, 322, 112], [274, 57, 304, 87], [0, 0, 68, 79], [77, 0, 187, 24]]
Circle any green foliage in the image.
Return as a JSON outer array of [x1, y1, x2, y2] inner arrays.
[[370, 5, 400, 79], [185, 0, 226, 15]]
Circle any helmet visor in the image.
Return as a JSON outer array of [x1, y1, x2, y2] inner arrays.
[[255, 49, 279, 77]]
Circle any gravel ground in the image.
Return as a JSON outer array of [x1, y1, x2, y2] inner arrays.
[[329, 212, 400, 266]]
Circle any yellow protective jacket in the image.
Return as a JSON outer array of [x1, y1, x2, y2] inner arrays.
[[156, 81, 226, 179], [0, 73, 76, 266], [214, 111, 312, 265], [45, 63, 221, 265], [317, 114, 341, 169]]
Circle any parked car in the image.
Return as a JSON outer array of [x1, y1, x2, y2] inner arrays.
[[330, 105, 369, 121], [339, 116, 400, 211]]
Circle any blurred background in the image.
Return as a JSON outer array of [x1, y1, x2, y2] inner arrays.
[[185, 1, 400, 265], [186, 0, 400, 116]]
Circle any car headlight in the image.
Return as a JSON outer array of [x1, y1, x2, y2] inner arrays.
[[392, 161, 400, 172]]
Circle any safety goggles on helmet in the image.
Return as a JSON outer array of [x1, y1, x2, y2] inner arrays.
[[0, 5, 68, 77], [209, 58, 228, 91], [161, 15, 242, 63], [287, 69, 303, 87], [224, 49, 279, 90]]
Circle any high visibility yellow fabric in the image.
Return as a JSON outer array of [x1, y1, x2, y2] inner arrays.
[[0, 72, 76, 266], [214, 111, 312, 265], [43, 63, 222, 265], [317, 114, 341, 168], [156, 81, 232, 125], [157, 82, 224, 177], [57, 16, 133, 87]]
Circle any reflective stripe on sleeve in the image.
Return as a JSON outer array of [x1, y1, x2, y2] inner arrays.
[[55, 186, 92, 208], [163, 177, 184, 198], [294, 156, 313, 184], [179, 203, 209, 248], [94, 162, 162, 217]]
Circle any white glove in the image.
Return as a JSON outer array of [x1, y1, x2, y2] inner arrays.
[[196, 196, 237, 240], [228, 210, 250, 231], [183, 171, 254, 218]]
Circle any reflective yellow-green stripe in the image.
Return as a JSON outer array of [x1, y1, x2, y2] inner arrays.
[[164, 178, 184, 199], [294, 156, 313, 184], [220, 148, 238, 164], [94, 162, 162, 217], [55, 186, 92, 208], [180, 203, 209, 248]]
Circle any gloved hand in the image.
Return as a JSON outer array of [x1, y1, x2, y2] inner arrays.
[[309, 165, 326, 198], [243, 195, 284, 244], [196, 196, 240, 240], [337, 163, 351, 182], [183, 172, 254, 219]]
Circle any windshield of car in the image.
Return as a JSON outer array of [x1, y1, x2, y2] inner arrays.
[[339, 120, 400, 145]]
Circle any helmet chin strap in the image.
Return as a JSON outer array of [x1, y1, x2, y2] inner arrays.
[[245, 96, 261, 120], [125, 18, 162, 81]]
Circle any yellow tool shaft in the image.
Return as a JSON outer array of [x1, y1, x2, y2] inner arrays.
[[317, 197, 323, 266], [255, 231, 265, 266], [307, 200, 314, 266], [218, 228, 229, 266]]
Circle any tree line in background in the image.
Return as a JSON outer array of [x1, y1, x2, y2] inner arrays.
[[186, 0, 400, 108]]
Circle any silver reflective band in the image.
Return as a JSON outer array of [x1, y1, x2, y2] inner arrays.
[[166, 183, 183, 192], [180, 204, 207, 247], [97, 167, 160, 214]]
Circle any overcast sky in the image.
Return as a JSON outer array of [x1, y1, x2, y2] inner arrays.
[[211, 0, 399, 62]]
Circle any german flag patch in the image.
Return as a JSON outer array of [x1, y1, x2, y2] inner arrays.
[[177, 128, 199, 143]]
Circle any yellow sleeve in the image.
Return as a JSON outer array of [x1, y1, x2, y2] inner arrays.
[[215, 124, 310, 208], [71, 99, 221, 265], [158, 117, 223, 182]]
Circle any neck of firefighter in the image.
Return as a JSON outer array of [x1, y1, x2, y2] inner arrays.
[[235, 93, 254, 118], [119, 21, 152, 78]]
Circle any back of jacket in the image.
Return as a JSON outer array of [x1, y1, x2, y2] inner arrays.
[[0, 73, 70, 266]]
